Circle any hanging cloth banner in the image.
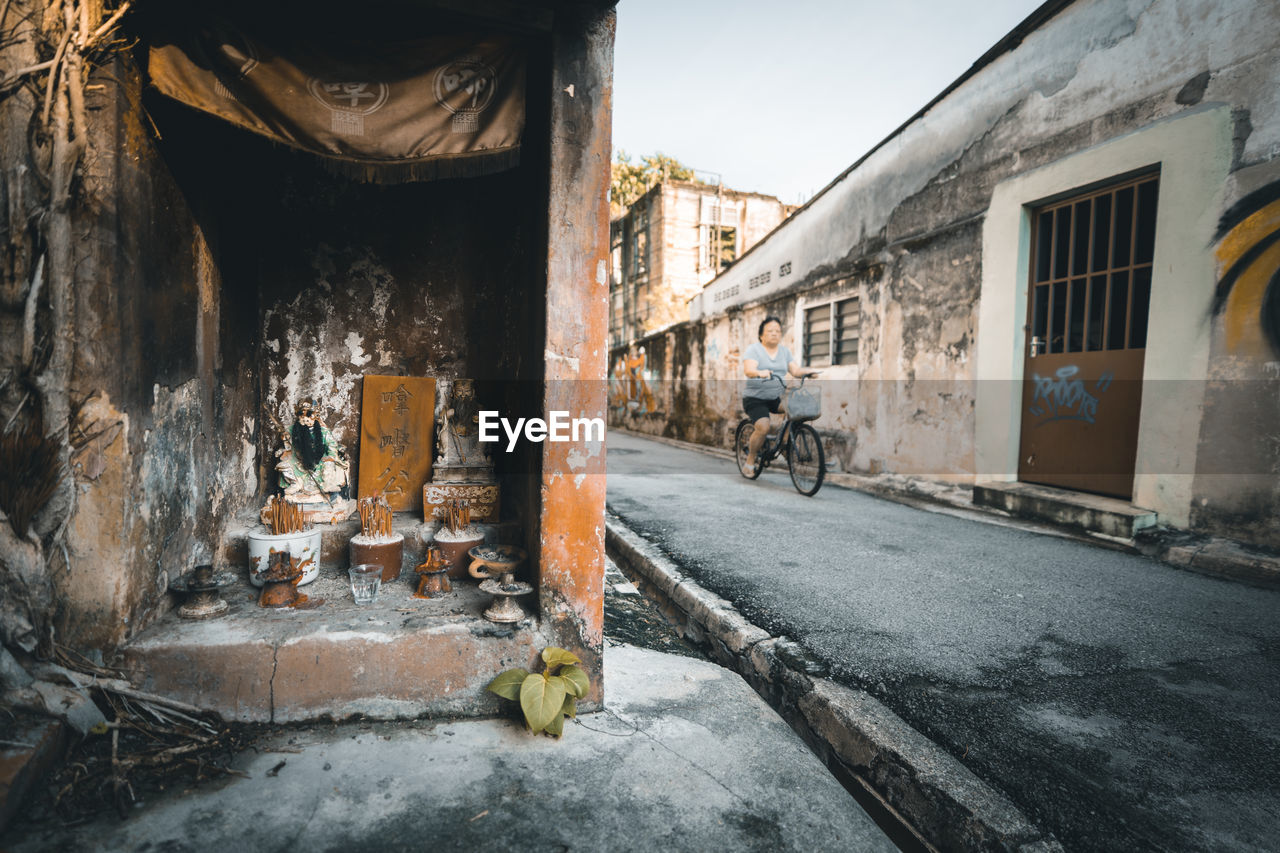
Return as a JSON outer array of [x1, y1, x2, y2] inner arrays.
[[148, 28, 526, 182]]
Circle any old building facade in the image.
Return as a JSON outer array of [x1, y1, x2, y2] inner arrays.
[[609, 180, 791, 347], [612, 0, 1280, 549]]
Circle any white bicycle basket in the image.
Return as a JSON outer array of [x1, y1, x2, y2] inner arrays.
[[785, 385, 821, 422]]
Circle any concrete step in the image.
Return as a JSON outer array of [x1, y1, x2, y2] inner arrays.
[[973, 481, 1157, 540], [122, 570, 550, 724], [127, 512, 544, 724]]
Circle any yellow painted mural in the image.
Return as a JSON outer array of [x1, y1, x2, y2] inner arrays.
[[1213, 183, 1280, 355]]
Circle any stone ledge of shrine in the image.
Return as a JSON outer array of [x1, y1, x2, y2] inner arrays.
[[123, 510, 543, 724]]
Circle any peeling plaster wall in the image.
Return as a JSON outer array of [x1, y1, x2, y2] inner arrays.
[[251, 166, 541, 494], [142, 75, 550, 517], [629, 0, 1280, 546], [537, 4, 615, 698], [59, 57, 256, 652]]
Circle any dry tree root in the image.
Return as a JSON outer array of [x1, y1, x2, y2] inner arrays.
[[38, 647, 260, 824]]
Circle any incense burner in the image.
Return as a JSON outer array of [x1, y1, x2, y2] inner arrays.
[[413, 546, 452, 599], [257, 551, 323, 609], [247, 529, 321, 587]]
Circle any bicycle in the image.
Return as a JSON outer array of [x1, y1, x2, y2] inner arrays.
[[734, 373, 825, 496]]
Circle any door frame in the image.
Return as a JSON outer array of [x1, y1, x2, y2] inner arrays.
[[974, 105, 1232, 527]]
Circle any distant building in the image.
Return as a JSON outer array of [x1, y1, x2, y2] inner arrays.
[[610, 180, 792, 347]]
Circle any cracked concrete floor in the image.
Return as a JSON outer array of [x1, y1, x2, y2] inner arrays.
[[3, 645, 894, 853]]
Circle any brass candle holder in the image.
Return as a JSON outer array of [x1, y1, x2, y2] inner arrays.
[[258, 550, 323, 609], [169, 564, 235, 619], [413, 546, 452, 599], [468, 544, 532, 623]]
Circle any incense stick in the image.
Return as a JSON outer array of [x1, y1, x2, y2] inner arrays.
[[358, 494, 393, 538], [266, 495, 306, 535]]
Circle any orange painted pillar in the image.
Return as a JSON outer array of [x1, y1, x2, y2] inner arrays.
[[540, 5, 615, 704]]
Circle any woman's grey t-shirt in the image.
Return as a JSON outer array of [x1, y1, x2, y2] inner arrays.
[[743, 342, 792, 400]]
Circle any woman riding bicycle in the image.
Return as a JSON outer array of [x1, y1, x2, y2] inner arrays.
[[742, 316, 818, 475]]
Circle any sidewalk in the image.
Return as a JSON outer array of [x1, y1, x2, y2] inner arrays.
[[2, 603, 896, 852]]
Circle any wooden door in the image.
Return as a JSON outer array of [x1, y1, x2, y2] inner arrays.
[[1018, 174, 1158, 499]]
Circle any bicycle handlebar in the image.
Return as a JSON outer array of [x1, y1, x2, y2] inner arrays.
[[761, 370, 821, 390]]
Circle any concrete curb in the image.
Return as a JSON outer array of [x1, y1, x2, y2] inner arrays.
[[606, 516, 1063, 853], [611, 428, 1280, 589]]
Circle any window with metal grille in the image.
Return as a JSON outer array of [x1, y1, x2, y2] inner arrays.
[[804, 297, 860, 366], [804, 305, 832, 365], [701, 226, 736, 270], [834, 297, 859, 365], [1029, 173, 1158, 355], [631, 207, 649, 277]]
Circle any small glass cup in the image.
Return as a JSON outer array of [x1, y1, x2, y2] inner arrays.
[[348, 563, 382, 604]]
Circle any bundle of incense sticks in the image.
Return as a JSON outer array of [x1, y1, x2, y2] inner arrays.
[[443, 498, 471, 533], [267, 495, 306, 535], [358, 495, 393, 539]]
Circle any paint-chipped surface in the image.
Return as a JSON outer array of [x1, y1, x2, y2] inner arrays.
[[51, 56, 259, 651], [536, 6, 615, 700]]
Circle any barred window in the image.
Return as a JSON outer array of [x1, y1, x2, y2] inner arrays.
[[1029, 173, 1158, 354], [834, 297, 859, 365], [631, 206, 649, 278], [804, 305, 831, 365], [804, 297, 859, 366], [700, 225, 736, 270]]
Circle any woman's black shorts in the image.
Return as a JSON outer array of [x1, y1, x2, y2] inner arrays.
[[743, 396, 783, 423]]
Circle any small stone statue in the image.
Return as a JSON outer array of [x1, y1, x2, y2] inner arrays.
[[425, 378, 500, 524], [434, 378, 490, 471]]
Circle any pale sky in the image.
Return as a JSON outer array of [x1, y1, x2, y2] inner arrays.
[[612, 0, 1048, 204]]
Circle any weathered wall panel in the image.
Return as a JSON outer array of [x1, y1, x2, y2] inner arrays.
[[59, 57, 256, 651]]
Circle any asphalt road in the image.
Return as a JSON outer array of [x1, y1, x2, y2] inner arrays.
[[606, 431, 1280, 852]]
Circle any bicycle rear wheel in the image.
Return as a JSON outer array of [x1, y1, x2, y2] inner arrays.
[[734, 419, 763, 479], [788, 423, 825, 495]]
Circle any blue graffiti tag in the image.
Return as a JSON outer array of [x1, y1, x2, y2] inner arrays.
[[1027, 366, 1115, 425]]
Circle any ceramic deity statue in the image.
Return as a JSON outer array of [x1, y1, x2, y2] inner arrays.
[[262, 398, 356, 525]]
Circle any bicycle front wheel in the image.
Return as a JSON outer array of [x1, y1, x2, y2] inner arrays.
[[734, 419, 763, 479], [788, 423, 825, 496]]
